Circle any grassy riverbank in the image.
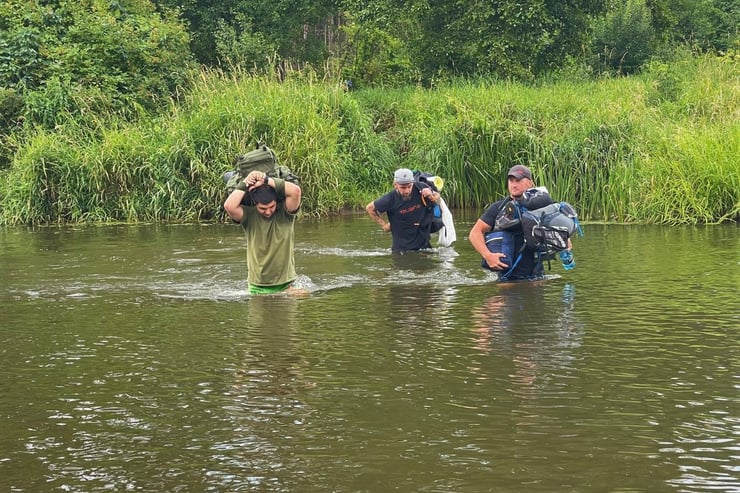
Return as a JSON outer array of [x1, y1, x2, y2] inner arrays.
[[0, 54, 737, 225]]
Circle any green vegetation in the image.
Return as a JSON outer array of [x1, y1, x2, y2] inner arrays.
[[0, 0, 192, 132], [1, 0, 736, 225], [1, 54, 737, 225]]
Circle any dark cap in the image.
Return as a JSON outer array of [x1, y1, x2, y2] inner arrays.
[[507, 165, 532, 181]]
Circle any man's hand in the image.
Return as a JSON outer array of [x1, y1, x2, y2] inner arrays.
[[482, 252, 508, 270], [246, 171, 268, 190], [421, 188, 437, 201], [366, 201, 390, 231]]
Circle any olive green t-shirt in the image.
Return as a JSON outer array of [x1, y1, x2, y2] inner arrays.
[[239, 204, 297, 287]]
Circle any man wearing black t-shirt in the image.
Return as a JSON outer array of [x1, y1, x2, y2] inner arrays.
[[469, 165, 545, 281], [366, 168, 441, 253]]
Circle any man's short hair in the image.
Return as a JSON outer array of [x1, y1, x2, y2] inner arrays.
[[249, 184, 278, 205]]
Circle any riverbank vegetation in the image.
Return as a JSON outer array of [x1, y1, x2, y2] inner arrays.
[[0, 0, 737, 224], [1, 53, 737, 225]]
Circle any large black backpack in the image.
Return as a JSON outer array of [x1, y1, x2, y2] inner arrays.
[[494, 187, 582, 257], [412, 170, 445, 233], [223, 143, 299, 194]]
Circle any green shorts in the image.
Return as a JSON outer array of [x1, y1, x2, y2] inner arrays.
[[248, 281, 294, 295]]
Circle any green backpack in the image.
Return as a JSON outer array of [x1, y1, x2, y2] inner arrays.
[[223, 143, 299, 194]]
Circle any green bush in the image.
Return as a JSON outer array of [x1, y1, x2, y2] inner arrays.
[[591, 0, 656, 75], [0, 0, 194, 128], [1, 55, 737, 225]]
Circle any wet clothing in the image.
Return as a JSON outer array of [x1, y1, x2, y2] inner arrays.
[[373, 184, 434, 253], [248, 281, 293, 295], [239, 204, 297, 288], [480, 197, 545, 281]]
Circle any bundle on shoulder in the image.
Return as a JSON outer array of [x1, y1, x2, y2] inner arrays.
[[495, 187, 582, 257], [413, 170, 456, 247], [223, 143, 299, 195]]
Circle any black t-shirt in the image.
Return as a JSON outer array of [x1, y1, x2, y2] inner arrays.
[[374, 185, 433, 253], [480, 197, 544, 280]]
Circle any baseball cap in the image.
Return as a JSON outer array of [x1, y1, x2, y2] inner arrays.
[[507, 165, 532, 180], [393, 168, 414, 184]]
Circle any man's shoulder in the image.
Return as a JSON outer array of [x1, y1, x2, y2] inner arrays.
[[477, 197, 509, 227], [492, 196, 510, 207], [268, 204, 296, 223], [374, 190, 399, 209], [483, 197, 509, 214]]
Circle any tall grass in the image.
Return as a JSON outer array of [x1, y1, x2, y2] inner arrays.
[[349, 56, 738, 223], [0, 54, 737, 224], [353, 78, 647, 219]]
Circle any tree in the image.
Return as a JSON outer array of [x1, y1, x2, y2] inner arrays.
[[0, 0, 194, 169], [590, 0, 737, 76], [155, 0, 341, 69], [0, 0, 193, 127], [338, 0, 419, 85], [591, 0, 655, 74], [400, 0, 607, 81], [660, 0, 738, 52]]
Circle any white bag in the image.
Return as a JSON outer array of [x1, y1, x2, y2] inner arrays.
[[437, 198, 456, 247]]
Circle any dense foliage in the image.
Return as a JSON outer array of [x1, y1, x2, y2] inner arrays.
[[0, 0, 737, 225], [0, 0, 192, 110], [1, 0, 736, 140], [0, 55, 737, 225], [337, 0, 608, 82], [0, 0, 193, 167]]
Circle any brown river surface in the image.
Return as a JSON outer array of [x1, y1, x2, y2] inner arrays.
[[1, 211, 738, 492]]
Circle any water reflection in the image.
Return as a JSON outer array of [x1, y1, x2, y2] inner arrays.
[[375, 251, 463, 333], [471, 283, 583, 394], [209, 296, 312, 490], [2, 221, 738, 492], [390, 249, 448, 273]]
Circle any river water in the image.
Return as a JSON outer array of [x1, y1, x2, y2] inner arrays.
[[1, 213, 738, 492]]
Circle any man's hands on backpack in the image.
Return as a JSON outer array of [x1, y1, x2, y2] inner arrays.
[[482, 252, 509, 271], [245, 171, 268, 190], [421, 187, 438, 201]]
